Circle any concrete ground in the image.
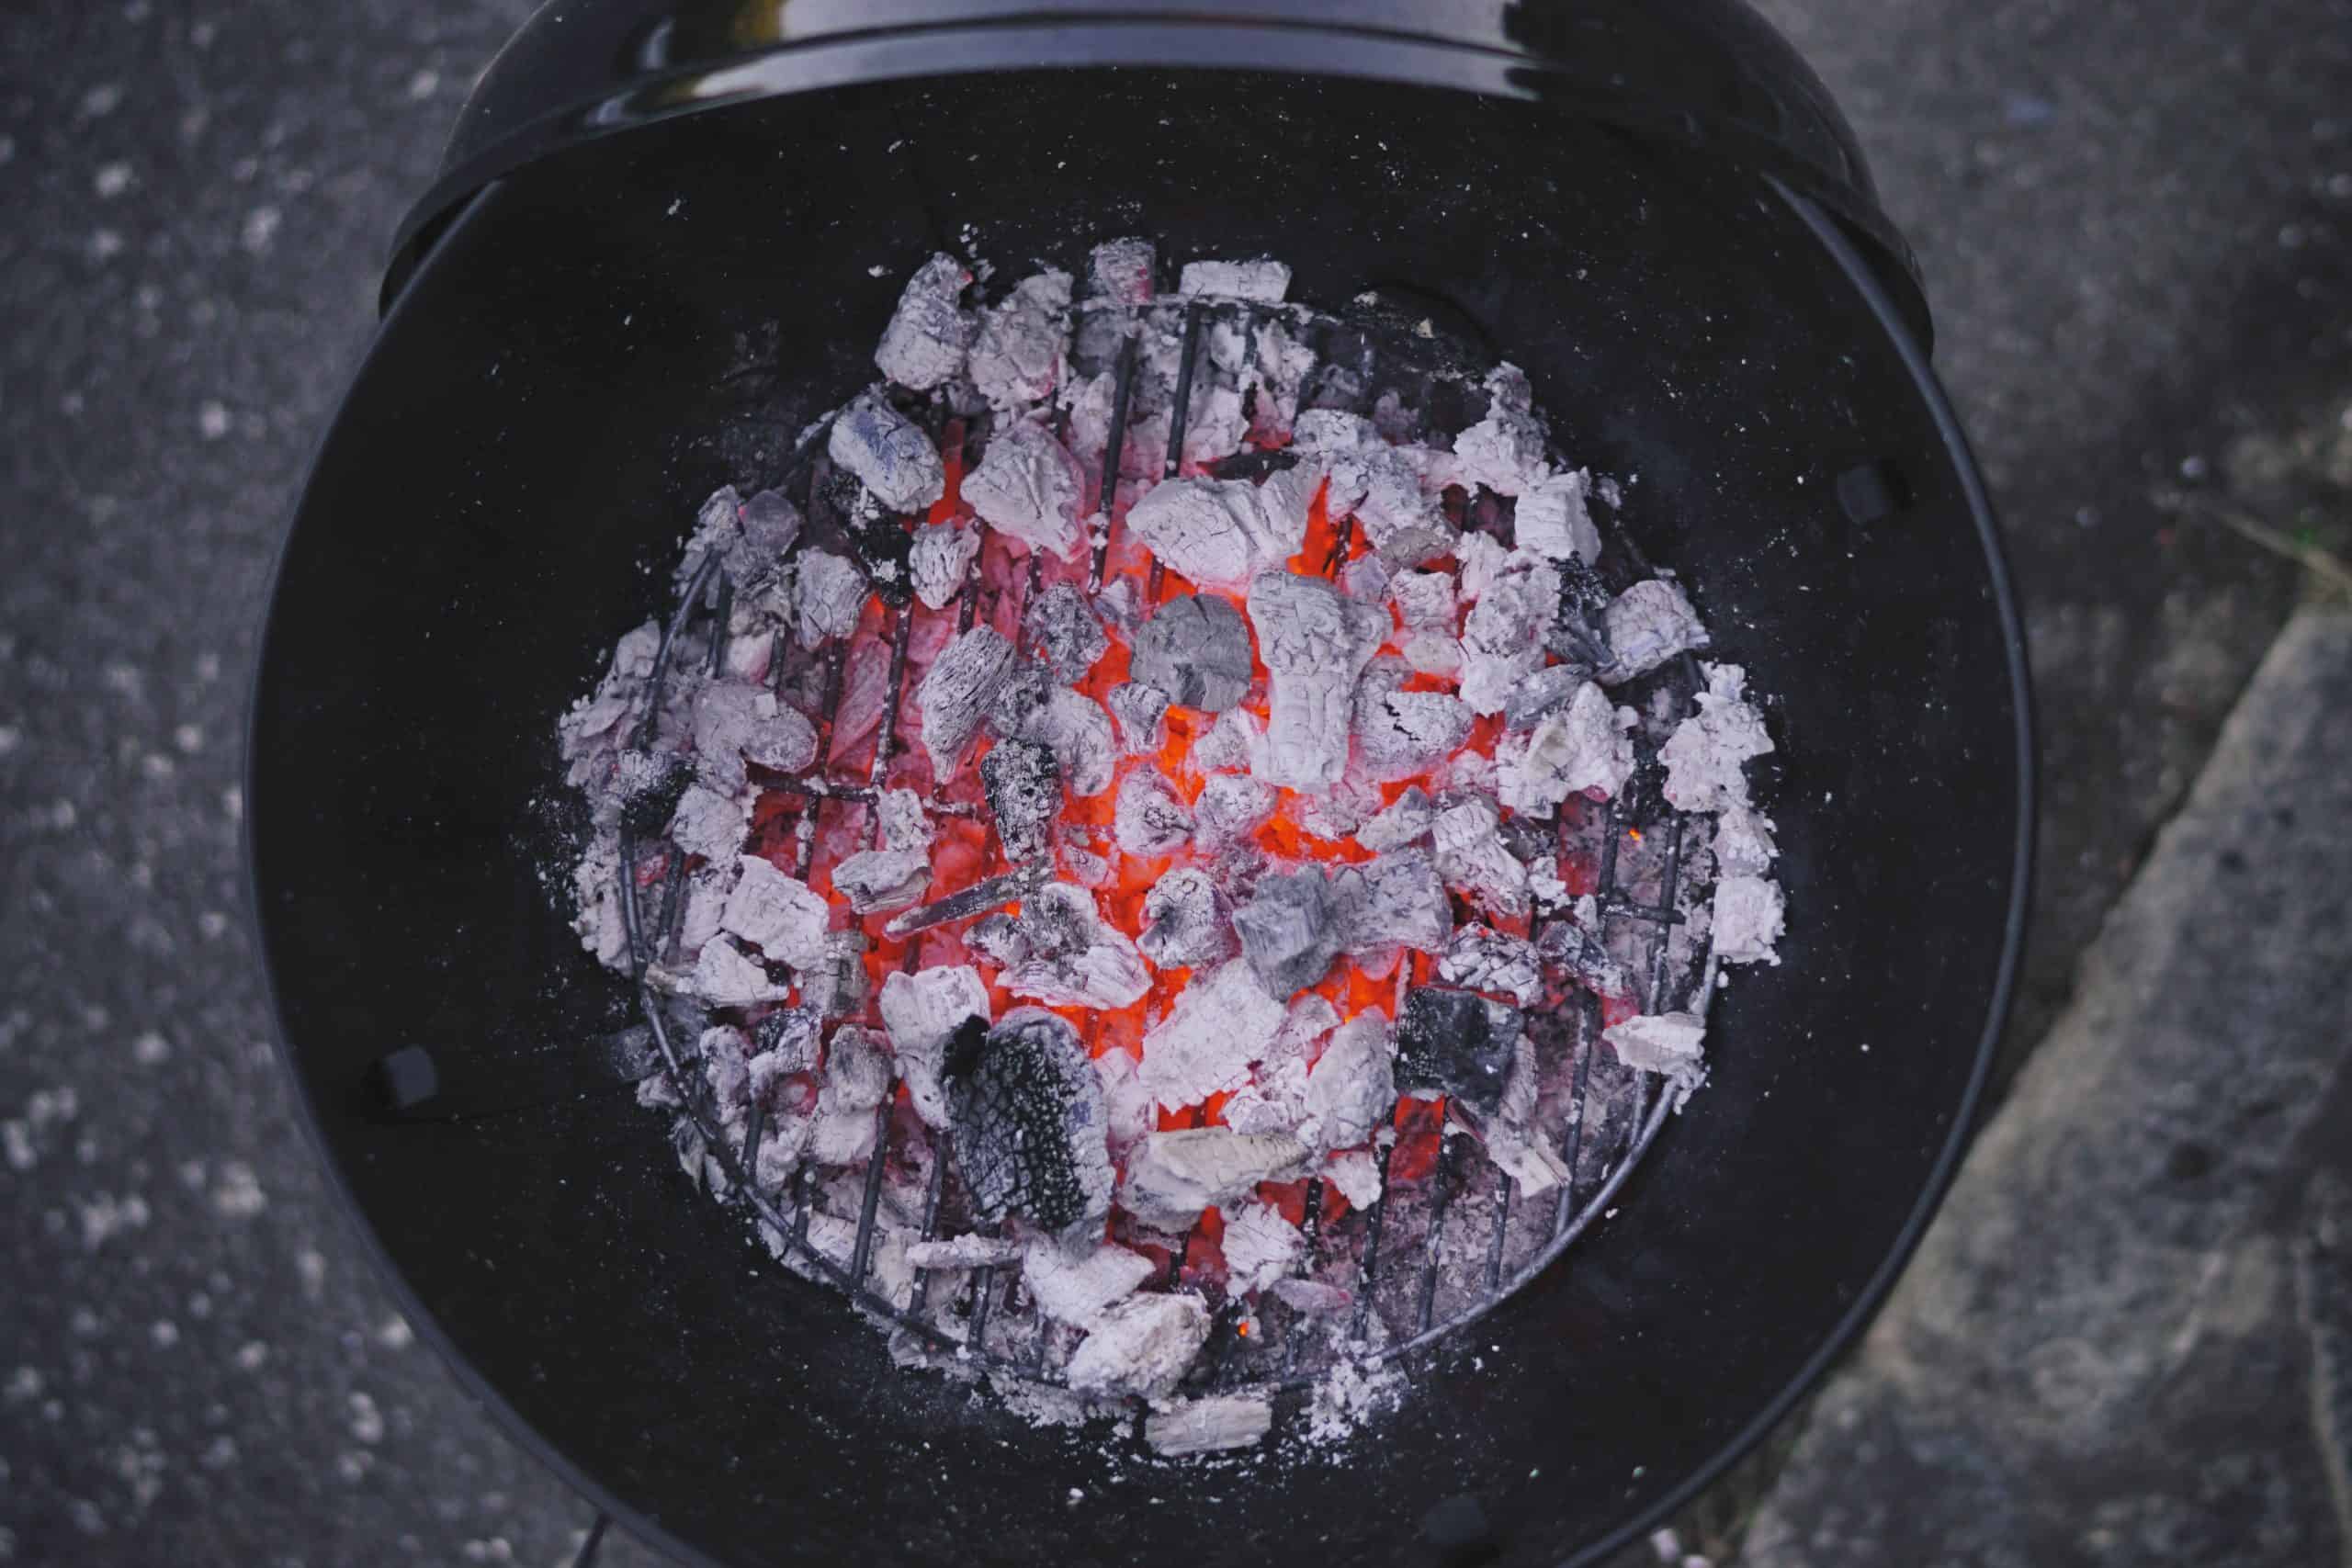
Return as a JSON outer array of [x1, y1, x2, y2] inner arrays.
[[1, 1, 2348, 1563]]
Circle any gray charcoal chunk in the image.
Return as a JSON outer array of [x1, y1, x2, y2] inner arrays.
[[964, 416, 1086, 561], [1437, 924, 1543, 1006], [1355, 681, 1476, 784], [1193, 773, 1278, 851], [828, 388, 946, 514], [1329, 847, 1453, 956], [1601, 579, 1709, 682], [981, 739, 1060, 863], [792, 548, 868, 650], [909, 521, 981, 611], [918, 625, 1016, 778], [1114, 766, 1193, 856], [1176, 257, 1292, 301], [968, 268, 1072, 411], [1249, 570, 1389, 791], [1137, 867, 1237, 969], [1023, 582, 1109, 681], [945, 1008, 1114, 1235], [1131, 593, 1254, 713], [1395, 986, 1523, 1117], [874, 253, 976, 391], [1232, 869, 1342, 996], [1501, 662, 1590, 731], [1107, 681, 1170, 754]]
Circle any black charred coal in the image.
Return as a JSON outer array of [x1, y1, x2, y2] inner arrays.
[[981, 738, 1060, 862], [1203, 448, 1304, 481], [944, 1010, 1112, 1233], [1022, 582, 1108, 682], [1546, 556, 1615, 665], [808, 460, 918, 608], [986, 653, 1057, 739], [1395, 985, 1523, 1118], [617, 751, 695, 839]]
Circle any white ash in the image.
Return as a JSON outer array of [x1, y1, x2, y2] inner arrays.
[[1093, 1047, 1156, 1153], [967, 909, 1028, 966], [1439, 925, 1543, 1006], [909, 520, 981, 611], [682, 937, 790, 1007], [1192, 772, 1279, 851], [1146, 1393, 1275, 1459], [700, 1023, 754, 1109], [1340, 549, 1394, 605], [1430, 796, 1530, 917], [1249, 570, 1389, 792], [1389, 569, 1463, 677], [1064, 1292, 1211, 1401], [828, 389, 946, 514], [1329, 848, 1453, 956], [719, 856, 830, 968], [830, 848, 930, 914], [1092, 576, 1145, 638], [1481, 1032, 1568, 1196], [878, 964, 988, 1129], [1453, 531, 1510, 604], [1246, 317, 1317, 443], [1300, 1011, 1396, 1154], [1114, 766, 1193, 856], [558, 619, 660, 781], [1131, 593, 1254, 713], [1659, 662, 1773, 812], [980, 737, 1059, 862], [1023, 582, 1108, 681], [1007, 686, 1115, 798], [790, 548, 868, 649], [801, 930, 870, 1018], [1712, 874, 1785, 965], [1182, 381, 1251, 469], [1232, 868, 1342, 996], [1500, 662, 1589, 731], [1272, 1278, 1352, 1315], [753, 1100, 816, 1192], [905, 1234, 1022, 1270], [1291, 408, 1383, 452], [1321, 1147, 1385, 1210], [1338, 446, 1455, 567], [1061, 843, 1114, 888], [1535, 918, 1628, 997], [1602, 579, 1709, 682], [680, 484, 801, 595], [1121, 1128, 1313, 1229], [742, 703, 820, 774], [751, 1003, 824, 1075], [809, 1025, 892, 1166], [967, 267, 1071, 411], [1513, 468, 1601, 563], [1712, 805, 1780, 878], [1107, 682, 1170, 755], [1005, 885, 1151, 1010], [1221, 1201, 1306, 1294], [1125, 474, 1310, 590], [963, 415, 1086, 562], [875, 787, 932, 853], [668, 783, 749, 863], [1604, 1010, 1707, 1086], [1355, 672, 1476, 783], [1354, 786, 1436, 852], [1086, 236, 1155, 305], [1190, 707, 1266, 775], [1177, 257, 1291, 301], [1293, 775, 1381, 843], [874, 253, 975, 391], [1498, 682, 1636, 815], [1136, 867, 1238, 970], [1138, 957, 1286, 1111], [1447, 365, 1553, 497], [1023, 1236, 1155, 1326], [918, 624, 1016, 777], [1459, 550, 1562, 715]]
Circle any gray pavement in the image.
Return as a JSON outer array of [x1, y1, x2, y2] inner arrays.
[[2, 2, 2348, 1564]]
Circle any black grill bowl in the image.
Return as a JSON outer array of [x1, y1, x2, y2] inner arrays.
[[249, 19, 2030, 1568]]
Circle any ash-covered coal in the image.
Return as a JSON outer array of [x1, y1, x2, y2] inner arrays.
[[828, 389, 945, 516], [981, 738, 1059, 863], [1022, 582, 1109, 682], [945, 1009, 1114, 1235], [1130, 592, 1253, 713], [875, 253, 975, 392], [1232, 868, 1342, 996]]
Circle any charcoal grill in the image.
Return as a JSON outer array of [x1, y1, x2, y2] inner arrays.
[[248, 5, 2032, 1566]]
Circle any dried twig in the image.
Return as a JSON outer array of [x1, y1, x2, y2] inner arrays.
[[2163, 490, 2352, 595]]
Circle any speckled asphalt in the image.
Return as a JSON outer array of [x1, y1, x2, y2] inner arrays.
[[1, 2, 2346, 1564]]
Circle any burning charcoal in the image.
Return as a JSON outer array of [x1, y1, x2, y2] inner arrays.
[[1497, 682, 1636, 814], [802, 930, 870, 1019], [1092, 576, 1145, 638], [1300, 1011, 1396, 1152], [1454, 531, 1510, 604], [1023, 582, 1108, 681], [1602, 1010, 1706, 1085], [906, 1234, 1023, 1270], [1007, 687, 1115, 798], [1295, 775, 1381, 843], [1713, 805, 1780, 878], [831, 848, 931, 914], [909, 520, 981, 611], [1535, 918, 1628, 996], [1131, 593, 1253, 713], [878, 964, 989, 1129], [1431, 796, 1530, 917], [1341, 550, 1394, 604], [983, 652, 1055, 739], [1513, 468, 1600, 563], [1145, 1393, 1274, 1458], [810, 1025, 892, 1167], [719, 856, 830, 968], [1186, 385, 1252, 471], [1087, 236, 1156, 305], [980, 738, 1059, 862], [1481, 1033, 1568, 1196], [1137, 868, 1238, 969], [1601, 579, 1710, 682], [1249, 570, 1389, 792], [1220, 1201, 1305, 1294], [1023, 1236, 1154, 1326], [616, 751, 695, 840], [1712, 874, 1785, 965], [1439, 925, 1543, 1006], [945, 1006, 1114, 1235], [667, 783, 749, 863], [963, 415, 1086, 562], [1351, 447, 1457, 567], [699, 1023, 753, 1110], [1354, 786, 1435, 853], [1328, 848, 1453, 956], [1121, 1128, 1312, 1229], [1065, 1292, 1213, 1401], [1114, 766, 1193, 857], [791, 548, 868, 649], [918, 625, 1016, 778], [1322, 1148, 1384, 1211], [743, 704, 820, 775], [1355, 678, 1476, 784], [1125, 471, 1316, 590], [1061, 842, 1113, 888], [1500, 663, 1588, 732], [1006, 885, 1151, 1009], [968, 268, 1072, 411], [875, 788, 932, 854], [682, 937, 791, 1007], [968, 910, 1028, 967], [1232, 869, 1342, 996], [874, 253, 976, 391], [1271, 1278, 1352, 1316], [828, 389, 946, 515], [1139, 959, 1287, 1111], [882, 861, 1048, 939], [1106, 681, 1170, 755], [1459, 551, 1563, 715], [1395, 986, 1523, 1118], [1191, 707, 1266, 774], [751, 1002, 823, 1074], [1448, 364, 1553, 498], [1176, 257, 1291, 301], [1093, 1047, 1155, 1153], [1193, 773, 1278, 851], [1389, 570, 1462, 677], [1659, 662, 1774, 812]]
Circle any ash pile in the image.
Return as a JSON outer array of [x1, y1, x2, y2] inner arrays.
[[555, 238, 1785, 1456]]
